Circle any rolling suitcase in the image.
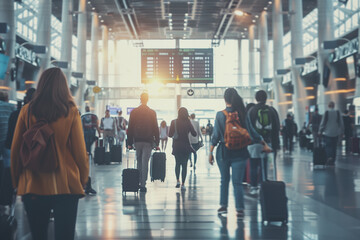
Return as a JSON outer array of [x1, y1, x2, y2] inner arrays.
[[0, 190, 17, 240], [150, 151, 166, 182], [110, 145, 122, 163], [94, 138, 106, 165], [313, 139, 326, 167], [351, 137, 360, 154], [260, 152, 288, 224], [122, 150, 140, 195]]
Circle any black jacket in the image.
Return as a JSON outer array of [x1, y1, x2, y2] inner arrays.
[[248, 103, 281, 150], [127, 104, 159, 146], [169, 118, 196, 156]]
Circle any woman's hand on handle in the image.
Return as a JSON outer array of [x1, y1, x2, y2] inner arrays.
[[209, 145, 215, 165]]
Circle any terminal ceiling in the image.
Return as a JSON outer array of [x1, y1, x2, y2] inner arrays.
[[52, 0, 317, 41]]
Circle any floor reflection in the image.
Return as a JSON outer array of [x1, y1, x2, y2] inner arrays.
[[12, 145, 360, 239]]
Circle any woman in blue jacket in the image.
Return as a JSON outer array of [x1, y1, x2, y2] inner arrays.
[[209, 88, 270, 219]]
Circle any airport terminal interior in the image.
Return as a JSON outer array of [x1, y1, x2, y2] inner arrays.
[[1, 0, 360, 239]]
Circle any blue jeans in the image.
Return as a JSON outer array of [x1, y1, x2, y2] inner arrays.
[[324, 136, 339, 161], [216, 146, 247, 211]]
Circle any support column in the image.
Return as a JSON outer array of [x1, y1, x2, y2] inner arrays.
[[0, 0, 16, 100], [259, 10, 269, 90], [249, 24, 256, 87], [237, 39, 242, 86], [272, 0, 287, 120], [75, 0, 87, 110], [356, 15, 360, 101], [37, 0, 52, 74], [114, 40, 118, 86], [91, 12, 100, 116], [60, 0, 73, 86], [317, 0, 335, 113], [102, 25, 109, 88], [175, 39, 181, 114], [290, 0, 307, 128]]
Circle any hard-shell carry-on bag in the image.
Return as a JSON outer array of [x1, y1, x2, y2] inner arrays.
[[351, 137, 360, 154], [122, 150, 140, 195], [94, 138, 106, 165], [110, 139, 122, 163], [259, 152, 288, 224], [313, 137, 327, 167], [0, 190, 17, 240], [150, 151, 166, 182]]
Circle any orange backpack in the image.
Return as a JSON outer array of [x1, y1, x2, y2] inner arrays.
[[222, 110, 252, 150]]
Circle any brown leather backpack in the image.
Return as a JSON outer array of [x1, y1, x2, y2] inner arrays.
[[20, 106, 59, 172], [222, 110, 252, 150]]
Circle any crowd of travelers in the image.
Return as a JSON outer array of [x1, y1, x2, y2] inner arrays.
[[0, 67, 356, 239]]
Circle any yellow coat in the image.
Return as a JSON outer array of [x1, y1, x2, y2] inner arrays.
[[11, 104, 89, 196]]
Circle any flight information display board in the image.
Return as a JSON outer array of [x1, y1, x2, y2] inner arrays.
[[141, 48, 213, 84]]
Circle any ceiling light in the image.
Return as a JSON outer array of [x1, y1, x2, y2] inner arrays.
[[100, 20, 104, 23], [99, 15, 102, 18], [255, 15, 259, 18], [92, 7, 95, 10], [169, 13, 172, 17], [244, 28, 248, 30], [264, 7, 268, 10], [184, 19, 188, 22], [185, 13, 189, 16], [252, 19, 256, 23], [184, 27, 186, 30], [169, 19, 172, 22], [234, 10, 244, 16], [88, 1, 91, 4], [109, 28, 112, 31], [169, 22, 173, 26], [268, 1, 272, 4]]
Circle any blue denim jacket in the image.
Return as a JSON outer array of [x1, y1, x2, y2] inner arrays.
[[211, 107, 251, 161]]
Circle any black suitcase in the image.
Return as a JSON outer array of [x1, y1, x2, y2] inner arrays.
[[122, 150, 140, 195], [110, 145, 122, 163], [313, 140, 326, 166], [0, 190, 17, 240], [259, 152, 288, 224], [94, 139, 106, 165], [0, 167, 14, 206], [150, 152, 166, 182]]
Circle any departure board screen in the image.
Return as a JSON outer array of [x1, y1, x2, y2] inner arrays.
[[141, 48, 213, 84]]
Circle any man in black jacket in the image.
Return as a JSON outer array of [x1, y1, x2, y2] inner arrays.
[[246, 90, 280, 194], [127, 92, 160, 192]]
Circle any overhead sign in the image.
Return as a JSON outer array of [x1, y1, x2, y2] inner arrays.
[[187, 89, 194, 96], [93, 86, 101, 93]]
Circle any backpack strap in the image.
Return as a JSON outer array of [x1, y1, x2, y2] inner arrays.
[[222, 110, 228, 117], [323, 111, 329, 126]]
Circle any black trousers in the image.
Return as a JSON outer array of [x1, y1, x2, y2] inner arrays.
[[22, 194, 79, 240], [175, 153, 189, 184]]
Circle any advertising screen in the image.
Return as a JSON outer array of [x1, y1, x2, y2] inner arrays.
[[141, 48, 213, 84]]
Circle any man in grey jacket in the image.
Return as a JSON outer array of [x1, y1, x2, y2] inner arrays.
[[319, 101, 344, 166]]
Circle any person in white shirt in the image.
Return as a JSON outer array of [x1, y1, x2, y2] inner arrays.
[[159, 120, 169, 151], [115, 110, 127, 146], [100, 110, 116, 151], [188, 113, 203, 169]]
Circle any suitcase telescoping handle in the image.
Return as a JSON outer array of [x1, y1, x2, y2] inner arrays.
[[261, 151, 277, 182], [126, 149, 136, 169]]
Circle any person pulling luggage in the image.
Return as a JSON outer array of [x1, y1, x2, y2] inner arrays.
[[81, 106, 101, 195]]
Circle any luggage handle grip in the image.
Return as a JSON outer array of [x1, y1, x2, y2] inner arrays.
[[261, 151, 277, 182]]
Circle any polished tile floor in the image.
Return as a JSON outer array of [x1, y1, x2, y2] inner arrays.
[[13, 142, 360, 239]]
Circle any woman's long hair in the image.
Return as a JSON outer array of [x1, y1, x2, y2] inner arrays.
[[177, 107, 190, 121], [224, 88, 246, 126], [160, 120, 167, 128], [30, 67, 75, 122]]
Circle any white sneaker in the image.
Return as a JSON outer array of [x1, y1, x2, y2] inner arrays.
[[249, 187, 258, 195]]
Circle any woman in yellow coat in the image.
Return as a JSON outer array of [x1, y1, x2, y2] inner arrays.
[[11, 67, 89, 240]]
